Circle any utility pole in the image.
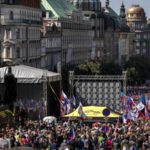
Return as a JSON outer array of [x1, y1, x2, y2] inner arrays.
[[69, 70, 74, 98], [122, 71, 127, 95], [0, 5, 2, 67]]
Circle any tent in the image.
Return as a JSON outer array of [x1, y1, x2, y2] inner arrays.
[[0, 65, 61, 117], [43, 116, 57, 124], [64, 106, 120, 119], [0, 65, 61, 83]]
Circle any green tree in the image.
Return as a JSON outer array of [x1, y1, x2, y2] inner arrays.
[[101, 62, 122, 75], [126, 67, 139, 85], [124, 56, 150, 85], [74, 61, 103, 75]]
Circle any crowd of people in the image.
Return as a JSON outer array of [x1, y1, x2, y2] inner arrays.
[[0, 118, 150, 150]]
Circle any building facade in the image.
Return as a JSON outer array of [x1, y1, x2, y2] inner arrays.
[[69, 0, 104, 60], [69, 0, 134, 64], [0, 0, 40, 8], [0, 3, 42, 67], [41, 25, 61, 70], [41, 0, 93, 71], [126, 4, 150, 58]]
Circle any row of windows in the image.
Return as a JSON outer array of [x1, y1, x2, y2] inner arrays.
[[5, 47, 20, 58], [20, 10, 41, 20], [136, 33, 150, 39], [136, 42, 147, 46], [61, 22, 91, 30], [4, 28, 40, 40], [127, 13, 145, 18], [131, 22, 145, 29], [7, 9, 41, 21], [5, 46, 41, 59], [136, 49, 146, 54]]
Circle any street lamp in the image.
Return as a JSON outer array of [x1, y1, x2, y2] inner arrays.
[[122, 70, 127, 95]]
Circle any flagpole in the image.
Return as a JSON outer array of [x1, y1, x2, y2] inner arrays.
[[67, 116, 70, 127]]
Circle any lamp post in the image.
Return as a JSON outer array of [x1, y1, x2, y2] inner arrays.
[[0, 5, 2, 67], [69, 70, 74, 98], [122, 70, 127, 95], [42, 71, 47, 116]]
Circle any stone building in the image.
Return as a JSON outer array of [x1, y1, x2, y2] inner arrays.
[[0, 1, 42, 67], [126, 4, 150, 58], [41, 25, 61, 70], [0, 0, 40, 8], [41, 0, 93, 71], [69, 0, 134, 64]]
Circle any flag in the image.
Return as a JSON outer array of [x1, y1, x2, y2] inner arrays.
[[122, 113, 128, 124], [127, 110, 137, 122], [60, 90, 68, 116], [60, 90, 68, 101], [72, 95, 77, 108], [68, 127, 75, 140], [136, 102, 145, 111], [78, 102, 86, 120], [139, 95, 149, 119], [144, 107, 149, 119], [140, 95, 146, 105], [65, 99, 72, 114], [127, 96, 136, 110], [60, 101, 65, 116]]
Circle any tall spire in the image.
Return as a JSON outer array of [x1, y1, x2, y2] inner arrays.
[[105, 0, 109, 8], [120, 1, 126, 19]]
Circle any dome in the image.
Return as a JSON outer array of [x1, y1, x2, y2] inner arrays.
[[69, 0, 101, 11], [103, 6, 130, 31], [127, 5, 145, 14]]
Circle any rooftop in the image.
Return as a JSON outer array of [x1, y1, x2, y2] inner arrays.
[[41, 0, 77, 19]]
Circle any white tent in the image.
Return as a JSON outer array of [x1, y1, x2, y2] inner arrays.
[[0, 65, 61, 118], [43, 116, 57, 124], [0, 65, 61, 83]]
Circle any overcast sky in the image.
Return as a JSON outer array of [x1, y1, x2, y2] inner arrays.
[[101, 0, 150, 19]]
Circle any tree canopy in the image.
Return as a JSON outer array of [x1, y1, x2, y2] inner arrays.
[[124, 56, 150, 85], [74, 60, 122, 75]]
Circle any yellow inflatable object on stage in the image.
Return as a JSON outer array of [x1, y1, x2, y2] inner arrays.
[[64, 106, 120, 118]]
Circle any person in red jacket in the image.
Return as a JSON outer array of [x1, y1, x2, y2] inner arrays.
[[107, 137, 113, 150]]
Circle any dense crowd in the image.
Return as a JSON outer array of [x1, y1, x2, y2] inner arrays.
[[0, 118, 150, 150]]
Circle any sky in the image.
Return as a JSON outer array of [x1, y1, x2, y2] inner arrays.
[[101, 0, 150, 19]]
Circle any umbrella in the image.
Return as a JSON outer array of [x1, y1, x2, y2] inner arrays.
[[43, 116, 57, 124]]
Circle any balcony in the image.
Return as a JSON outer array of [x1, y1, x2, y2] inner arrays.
[[0, 19, 42, 26]]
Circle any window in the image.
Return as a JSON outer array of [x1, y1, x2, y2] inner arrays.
[[9, 11, 14, 20], [143, 42, 146, 47], [6, 47, 10, 58], [144, 34, 147, 39], [136, 34, 140, 39], [6, 29, 10, 39], [16, 28, 20, 39], [9, 0, 14, 4], [136, 42, 140, 47], [136, 49, 140, 54], [142, 49, 146, 53], [16, 47, 20, 58]]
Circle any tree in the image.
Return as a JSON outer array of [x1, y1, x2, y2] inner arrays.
[[74, 61, 103, 75], [126, 67, 139, 85], [124, 56, 150, 85], [101, 62, 122, 75]]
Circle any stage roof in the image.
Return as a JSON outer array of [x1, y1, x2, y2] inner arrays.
[[0, 65, 61, 83]]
